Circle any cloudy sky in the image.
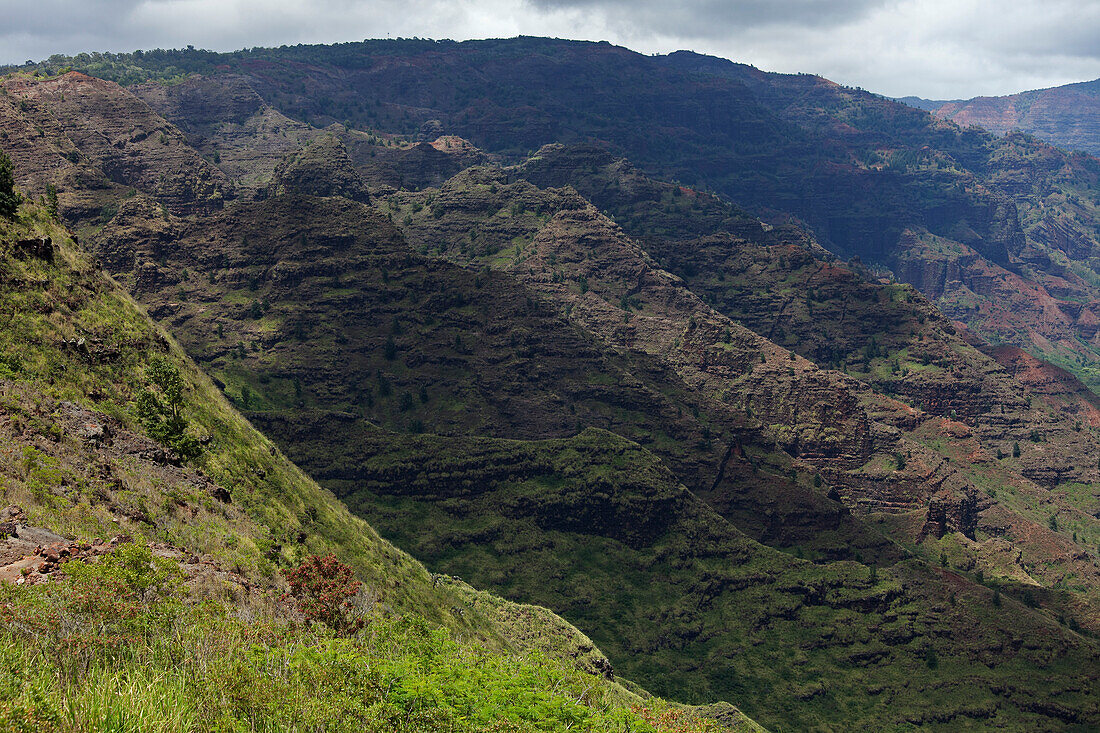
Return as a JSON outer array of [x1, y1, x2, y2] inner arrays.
[[2, 0, 1098, 99]]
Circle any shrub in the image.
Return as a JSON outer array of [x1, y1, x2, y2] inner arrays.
[[632, 702, 721, 732], [281, 554, 365, 636], [65, 543, 183, 606]]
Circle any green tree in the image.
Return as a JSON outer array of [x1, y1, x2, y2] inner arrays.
[[0, 151, 21, 219], [45, 183, 59, 220], [134, 355, 200, 457]]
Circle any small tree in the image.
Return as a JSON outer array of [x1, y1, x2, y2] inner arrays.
[[282, 553, 366, 636], [0, 151, 21, 219], [45, 183, 59, 220], [135, 355, 200, 457]]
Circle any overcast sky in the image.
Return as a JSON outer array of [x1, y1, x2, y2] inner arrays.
[[2, 0, 1098, 99]]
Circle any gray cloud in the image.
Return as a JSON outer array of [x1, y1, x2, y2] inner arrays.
[[525, 0, 891, 38], [1, 0, 1098, 98]]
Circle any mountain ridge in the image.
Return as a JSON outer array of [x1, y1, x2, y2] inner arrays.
[[902, 77, 1100, 156]]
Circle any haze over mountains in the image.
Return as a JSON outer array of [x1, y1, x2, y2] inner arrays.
[[2, 36, 1100, 731]]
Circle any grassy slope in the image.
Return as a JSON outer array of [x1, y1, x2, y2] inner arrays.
[[0, 203, 761, 731]]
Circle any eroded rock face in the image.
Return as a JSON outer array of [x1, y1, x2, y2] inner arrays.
[[3, 72, 230, 215], [932, 80, 1100, 157], [987, 345, 1100, 423], [510, 147, 1100, 557], [134, 74, 269, 133], [398, 169, 877, 469], [921, 493, 979, 540], [391, 166, 1100, 591]]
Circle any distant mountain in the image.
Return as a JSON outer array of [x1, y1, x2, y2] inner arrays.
[[894, 95, 955, 112], [904, 78, 1100, 156], [12, 40, 1100, 392]]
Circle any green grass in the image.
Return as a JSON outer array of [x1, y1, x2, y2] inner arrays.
[[0, 548, 728, 733]]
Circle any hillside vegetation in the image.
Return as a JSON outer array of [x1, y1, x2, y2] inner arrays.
[[4, 37, 1100, 731]]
